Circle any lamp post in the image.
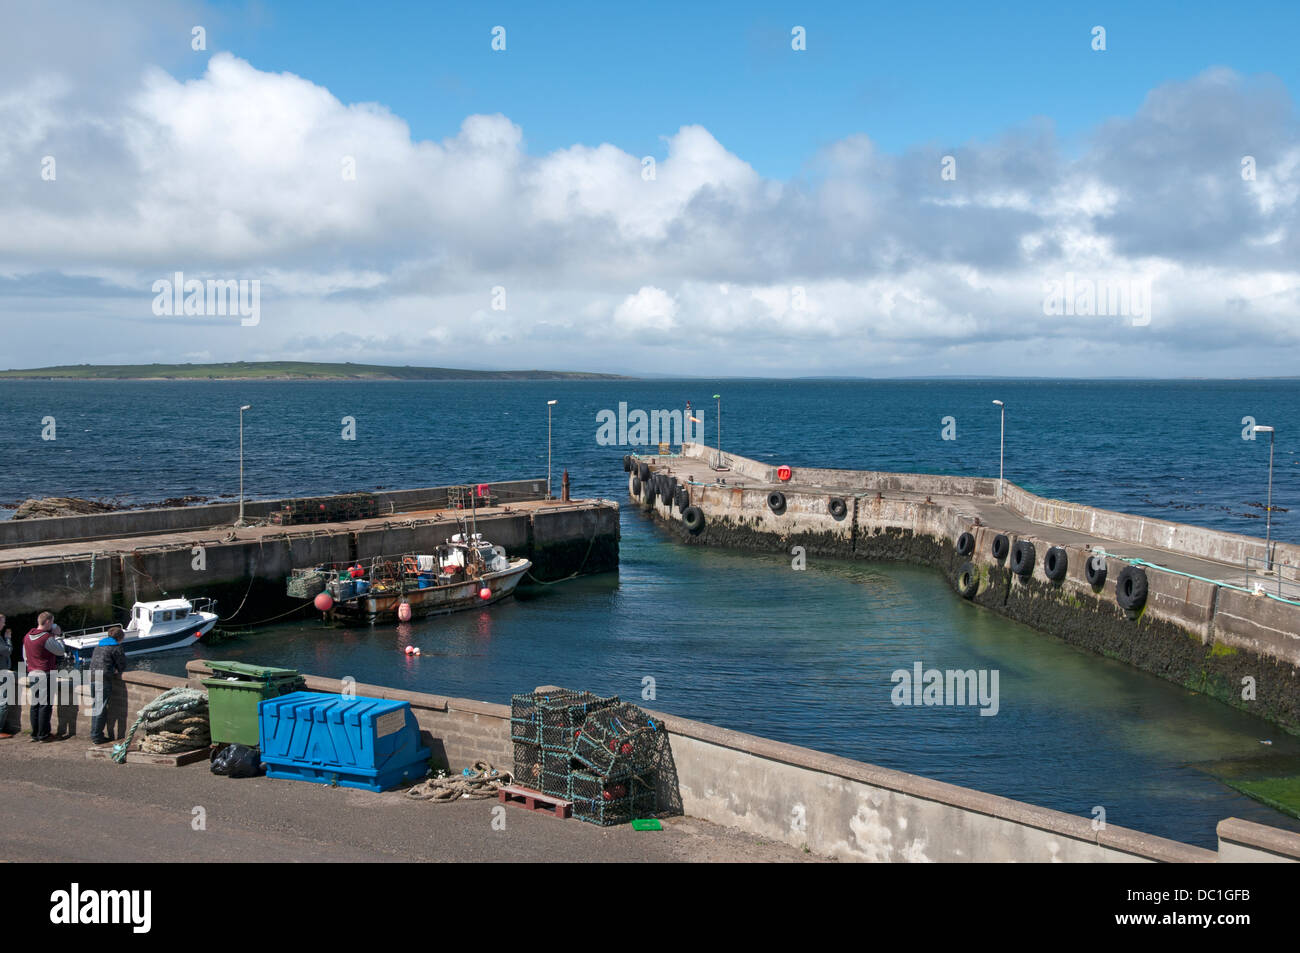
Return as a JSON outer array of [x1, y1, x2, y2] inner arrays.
[[713, 393, 722, 468], [237, 404, 251, 527], [547, 400, 557, 500], [1255, 425, 1276, 571], [992, 400, 1005, 502]]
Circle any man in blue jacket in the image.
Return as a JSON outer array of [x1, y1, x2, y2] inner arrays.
[[88, 626, 127, 745]]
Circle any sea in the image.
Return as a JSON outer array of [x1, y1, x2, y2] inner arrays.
[[1, 377, 1298, 848]]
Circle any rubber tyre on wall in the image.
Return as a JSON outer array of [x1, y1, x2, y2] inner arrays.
[[682, 505, 705, 535], [623, 455, 632, 472], [631, 477, 641, 496], [1043, 546, 1068, 581], [1116, 565, 1148, 610], [956, 532, 975, 557], [767, 491, 787, 514], [828, 497, 848, 520], [1011, 540, 1036, 576], [638, 461, 650, 482], [663, 477, 677, 505], [991, 534, 1010, 560], [957, 562, 979, 599], [1085, 555, 1107, 588]]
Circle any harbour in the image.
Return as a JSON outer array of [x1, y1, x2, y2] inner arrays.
[[2, 378, 1300, 853]]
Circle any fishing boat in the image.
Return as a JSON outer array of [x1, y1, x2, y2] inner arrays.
[[60, 597, 219, 663], [286, 532, 531, 623]]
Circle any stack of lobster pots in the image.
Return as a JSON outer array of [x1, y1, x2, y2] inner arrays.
[[510, 689, 662, 826]]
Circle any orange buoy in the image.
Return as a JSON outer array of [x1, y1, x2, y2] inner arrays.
[[314, 592, 334, 612], [478, 587, 491, 600], [398, 602, 412, 622]]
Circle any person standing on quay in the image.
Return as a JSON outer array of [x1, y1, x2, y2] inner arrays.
[[0, 613, 13, 739], [23, 612, 63, 742], [88, 626, 126, 745]]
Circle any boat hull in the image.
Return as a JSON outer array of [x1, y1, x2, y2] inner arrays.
[[63, 616, 218, 662], [331, 560, 532, 622]]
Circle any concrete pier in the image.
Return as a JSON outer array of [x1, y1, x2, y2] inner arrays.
[[0, 481, 619, 632], [15, 662, 1296, 862], [627, 443, 1300, 733]]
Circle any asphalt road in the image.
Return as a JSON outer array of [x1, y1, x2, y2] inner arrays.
[[0, 736, 822, 863]]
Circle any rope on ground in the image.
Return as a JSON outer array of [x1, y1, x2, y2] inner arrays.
[[112, 686, 210, 762], [406, 760, 512, 802]]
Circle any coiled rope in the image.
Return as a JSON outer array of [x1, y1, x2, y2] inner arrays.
[[112, 686, 210, 762], [405, 760, 512, 801]]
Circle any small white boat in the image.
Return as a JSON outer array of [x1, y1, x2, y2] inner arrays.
[[62, 597, 219, 663]]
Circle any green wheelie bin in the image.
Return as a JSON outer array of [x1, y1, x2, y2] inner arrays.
[[203, 661, 307, 747]]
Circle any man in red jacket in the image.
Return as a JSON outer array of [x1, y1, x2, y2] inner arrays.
[[24, 612, 63, 742]]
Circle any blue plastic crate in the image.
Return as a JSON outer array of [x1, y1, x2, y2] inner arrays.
[[259, 691, 431, 792]]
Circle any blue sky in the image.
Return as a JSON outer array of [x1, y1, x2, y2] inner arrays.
[[193, 1, 1300, 177], [1, 0, 1299, 376]]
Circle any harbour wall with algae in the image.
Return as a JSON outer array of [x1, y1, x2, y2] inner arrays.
[[625, 444, 1300, 734]]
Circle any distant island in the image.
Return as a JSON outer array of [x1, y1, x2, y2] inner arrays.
[[0, 362, 630, 381]]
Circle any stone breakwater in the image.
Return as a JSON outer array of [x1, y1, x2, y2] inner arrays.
[[626, 443, 1300, 734]]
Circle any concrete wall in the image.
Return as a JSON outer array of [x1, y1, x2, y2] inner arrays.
[[0, 500, 618, 626], [94, 664, 1279, 862], [659, 449, 1300, 732], [1217, 818, 1300, 862], [0, 479, 551, 550], [682, 443, 1300, 583]]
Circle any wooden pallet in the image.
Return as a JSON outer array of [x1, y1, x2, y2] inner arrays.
[[499, 784, 572, 819], [86, 745, 209, 767]]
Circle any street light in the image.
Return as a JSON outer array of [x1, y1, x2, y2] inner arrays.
[[547, 400, 557, 500], [1255, 425, 1276, 571], [992, 400, 1005, 501], [237, 405, 252, 527], [713, 394, 722, 469]]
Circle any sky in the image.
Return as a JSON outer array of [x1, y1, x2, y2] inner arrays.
[[1, 0, 1299, 377]]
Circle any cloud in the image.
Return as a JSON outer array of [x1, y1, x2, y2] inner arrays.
[[0, 21, 1298, 377]]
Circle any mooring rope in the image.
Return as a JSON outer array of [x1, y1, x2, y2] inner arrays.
[[406, 760, 512, 801], [112, 686, 210, 763]]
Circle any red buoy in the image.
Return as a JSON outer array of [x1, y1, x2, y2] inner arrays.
[[314, 592, 334, 612], [478, 587, 491, 600], [397, 602, 412, 622], [777, 465, 792, 481]]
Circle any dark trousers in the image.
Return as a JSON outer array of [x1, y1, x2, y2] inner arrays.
[[90, 678, 112, 742], [28, 672, 54, 739], [29, 673, 53, 739]]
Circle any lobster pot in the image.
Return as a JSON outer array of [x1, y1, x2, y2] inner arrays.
[[286, 570, 329, 599], [509, 689, 587, 746], [571, 774, 657, 827], [573, 703, 660, 776], [540, 749, 584, 799], [538, 690, 619, 751], [513, 742, 544, 791]]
